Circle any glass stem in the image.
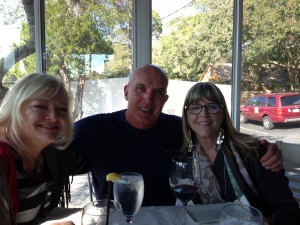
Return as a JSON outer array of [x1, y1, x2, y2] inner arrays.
[[182, 202, 188, 225]]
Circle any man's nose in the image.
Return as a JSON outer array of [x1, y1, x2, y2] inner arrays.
[[143, 91, 154, 102]]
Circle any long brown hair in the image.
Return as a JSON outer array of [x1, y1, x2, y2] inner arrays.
[[181, 82, 259, 157]]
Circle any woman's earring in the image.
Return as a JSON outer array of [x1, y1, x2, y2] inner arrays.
[[216, 127, 224, 152], [188, 130, 194, 152]]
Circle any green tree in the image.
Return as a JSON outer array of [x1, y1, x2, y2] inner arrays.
[[104, 6, 163, 75], [153, 0, 233, 81], [0, 0, 133, 119], [153, 0, 300, 91], [242, 0, 300, 91], [200, 0, 300, 91], [103, 43, 130, 78], [45, 0, 116, 119], [0, 0, 35, 98]]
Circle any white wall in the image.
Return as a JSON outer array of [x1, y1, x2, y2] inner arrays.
[[71, 78, 231, 118]]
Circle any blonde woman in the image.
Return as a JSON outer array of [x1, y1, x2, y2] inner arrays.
[[0, 73, 74, 224]]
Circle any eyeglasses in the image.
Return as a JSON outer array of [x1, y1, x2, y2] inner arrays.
[[185, 103, 224, 114]]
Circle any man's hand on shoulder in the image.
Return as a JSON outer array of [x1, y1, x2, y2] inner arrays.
[[50, 221, 75, 225], [259, 139, 283, 172]]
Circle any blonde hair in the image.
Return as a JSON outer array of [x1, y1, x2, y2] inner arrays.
[[0, 73, 74, 150], [181, 82, 258, 156]]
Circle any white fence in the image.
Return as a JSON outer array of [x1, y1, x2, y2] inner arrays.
[[71, 78, 232, 118]]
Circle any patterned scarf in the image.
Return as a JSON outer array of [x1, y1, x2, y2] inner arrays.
[[193, 141, 258, 204], [193, 143, 224, 203]]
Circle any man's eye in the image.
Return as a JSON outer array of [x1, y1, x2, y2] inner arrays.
[[155, 89, 165, 96], [137, 86, 146, 92]]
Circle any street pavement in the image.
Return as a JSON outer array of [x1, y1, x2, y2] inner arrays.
[[68, 174, 94, 208]]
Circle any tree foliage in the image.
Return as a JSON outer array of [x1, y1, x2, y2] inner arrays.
[[1, 0, 300, 110], [45, 0, 114, 79], [243, 0, 300, 91], [153, 0, 300, 91], [0, 0, 35, 98], [153, 0, 233, 81]]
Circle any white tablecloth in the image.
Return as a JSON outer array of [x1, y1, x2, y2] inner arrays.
[[40, 204, 228, 225]]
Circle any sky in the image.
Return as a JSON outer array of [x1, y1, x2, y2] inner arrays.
[[152, 0, 197, 37], [0, 0, 23, 58], [152, 0, 196, 23], [0, 24, 20, 58]]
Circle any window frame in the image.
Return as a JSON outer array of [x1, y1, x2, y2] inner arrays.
[[34, 0, 243, 127]]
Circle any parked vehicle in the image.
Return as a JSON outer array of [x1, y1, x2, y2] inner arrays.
[[240, 93, 300, 129]]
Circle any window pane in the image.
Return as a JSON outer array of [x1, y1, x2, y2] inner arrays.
[[268, 97, 276, 107], [281, 95, 300, 106], [0, 0, 36, 97], [152, 0, 233, 116], [241, 1, 300, 144], [45, 0, 132, 119]]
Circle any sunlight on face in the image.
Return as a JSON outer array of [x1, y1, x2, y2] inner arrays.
[[187, 100, 224, 141], [20, 89, 69, 147], [124, 66, 168, 129]]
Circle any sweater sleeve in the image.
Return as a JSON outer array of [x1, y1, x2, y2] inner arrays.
[[247, 148, 300, 225], [0, 143, 19, 216]]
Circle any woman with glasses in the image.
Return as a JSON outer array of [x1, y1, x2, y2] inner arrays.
[[181, 82, 300, 225]]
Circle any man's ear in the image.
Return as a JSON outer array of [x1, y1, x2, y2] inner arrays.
[[165, 94, 169, 103], [124, 85, 129, 101]]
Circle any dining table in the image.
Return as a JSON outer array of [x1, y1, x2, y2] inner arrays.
[[39, 203, 229, 225]]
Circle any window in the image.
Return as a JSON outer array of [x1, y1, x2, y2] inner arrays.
[[256, 97, 266, 106], [240, 1, 300, 143], [248, 97, 258, 106], [267, 97, 276, 107], [152, 0, 233, 116], [44, 0, 133, 119], [0, 0, 36, 93], [1, 1, 299, 144]]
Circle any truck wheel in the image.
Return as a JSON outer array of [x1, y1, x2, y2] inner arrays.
[[240, 112, 247, 123], [263, 116, 274, 130]]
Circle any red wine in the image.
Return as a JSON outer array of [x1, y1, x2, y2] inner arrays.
[[171, 184, 198, 203]]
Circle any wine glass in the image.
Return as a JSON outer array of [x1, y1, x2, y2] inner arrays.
[[81, 199, 122, 225], [113, 172, 144, 224], [169, 156, 199, 225], [218, 203, 263, 225]]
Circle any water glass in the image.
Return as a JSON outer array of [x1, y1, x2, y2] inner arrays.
[[113, 172, 144, 223], [81, 199, 122, 225], [218, 203, 263, 225]]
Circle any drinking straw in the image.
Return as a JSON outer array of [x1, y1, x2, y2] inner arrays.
[[106, 181, 112, 225]]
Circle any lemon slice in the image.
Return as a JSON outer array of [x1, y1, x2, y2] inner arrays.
[[106, 172, 122, 182]]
